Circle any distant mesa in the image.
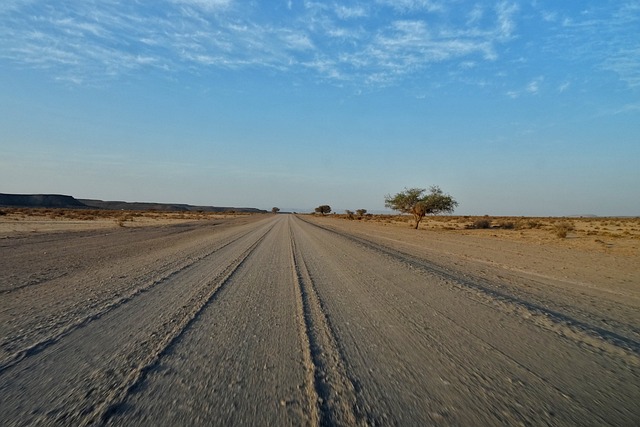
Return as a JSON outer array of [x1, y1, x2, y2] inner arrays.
[[0, 193, 266, 213], [0, 193, 87, 209]]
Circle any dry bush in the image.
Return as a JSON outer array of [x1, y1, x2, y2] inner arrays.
[[0, 209, 7, 216], [515, 219, 542, 230], [470, 218, 492, 229], [116, 214, 134, 227], [497, 220, 515, 229], [553, 221, 575, 238]]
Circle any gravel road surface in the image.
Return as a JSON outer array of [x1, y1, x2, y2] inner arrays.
[[1, 214, 638, 426]]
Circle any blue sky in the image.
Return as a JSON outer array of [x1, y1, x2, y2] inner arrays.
[[1, 0, 639, 215]]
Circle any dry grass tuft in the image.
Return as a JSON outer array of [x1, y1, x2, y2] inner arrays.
[[553, 221, 575, 238]]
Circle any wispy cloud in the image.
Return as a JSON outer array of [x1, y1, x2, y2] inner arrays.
[[467, 5, 484, 25], [334, 4, 368, 20], [533, 2, 640, 90], [171, 0, 233, 11], [375, 0, 444, 14], [526, 76, 543, 94], [558, 81, 571, 93], [495, 1, 518, 40], [603, 46, 640, 88], [506, 76, 544, 98], [5, 0, 633, 92]]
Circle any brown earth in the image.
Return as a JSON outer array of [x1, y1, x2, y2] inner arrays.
[[1, 213, 638, 425]]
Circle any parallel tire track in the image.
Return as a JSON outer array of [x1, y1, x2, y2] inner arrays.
[[0, 225, 264, 374], [82, 222, 275, 426], [300, 217, 640, 362], [289, 220, 363, 427]]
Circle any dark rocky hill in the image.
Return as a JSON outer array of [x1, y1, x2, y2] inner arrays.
[[0, 193, 266, 213], [0, 194, 88, 208]]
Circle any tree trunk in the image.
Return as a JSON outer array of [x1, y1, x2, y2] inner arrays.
[[413, 214, 422, 229]]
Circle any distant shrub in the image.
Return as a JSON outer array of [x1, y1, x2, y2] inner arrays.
[[497, 221, 515, 230], [472, 218, 492, 229], [0, 209, 6, 216], [554, 221, 575, 238], [516, 219, 542, 230], [345, 210, 355, 220]]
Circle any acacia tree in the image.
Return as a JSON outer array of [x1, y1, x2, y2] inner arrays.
[[271, 207, 280, 214], [315, 205, 331, 215], [356, 209, 367, 217], [384, 186, 458, 229]]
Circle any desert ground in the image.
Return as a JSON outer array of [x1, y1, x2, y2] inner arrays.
[[1, 210, 638, 425]]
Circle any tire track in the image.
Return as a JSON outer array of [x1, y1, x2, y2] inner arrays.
[[289, 218, 363, 427], [0, 223, 267, 374], [300, 217, 640, 362], [0, 271, 70, 294], [82, 221, 275, 426]]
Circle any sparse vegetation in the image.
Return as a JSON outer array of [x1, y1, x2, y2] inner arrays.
[[311, 214, 640, 255], [356, 209, 367, 217], [271, 207, 280, 214], [384, 186, 458, 229], [345, 210, 355, 220], [0, 207, 253, 226]]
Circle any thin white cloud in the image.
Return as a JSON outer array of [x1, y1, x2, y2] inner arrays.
[[506, 76, 544, 98], [595, 102, 640, 118], [541, 10, 557, 23], [603, 46, 640, 88], [495, 1, 518, 40], [171, 0, 233, 11], [334, 5, 368, 20], [526, 77, 543, 94], [280, 30, 315, 51], [558, 81, 570, 92], [535, 2, 640, 90], [467, 5, 484, 25], [375, 0, 444, 13], [0, 0, 548, 88]]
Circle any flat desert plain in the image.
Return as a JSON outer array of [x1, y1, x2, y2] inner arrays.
[[1, 210, 639, 426]]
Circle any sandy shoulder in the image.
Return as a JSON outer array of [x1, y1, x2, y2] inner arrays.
[[0, 213, 251, 237]]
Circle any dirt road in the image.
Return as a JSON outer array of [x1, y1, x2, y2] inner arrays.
[[1, 215, 638, 426]]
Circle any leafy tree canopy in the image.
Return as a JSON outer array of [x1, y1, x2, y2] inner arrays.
[[315, 205, 331, 215], [384, 186, 457, 229]]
